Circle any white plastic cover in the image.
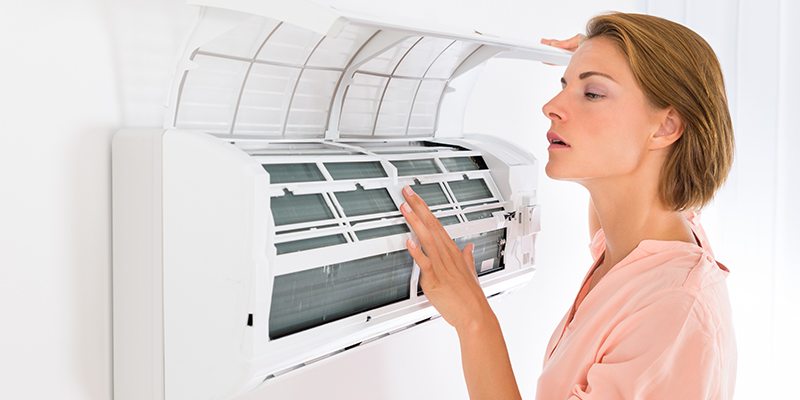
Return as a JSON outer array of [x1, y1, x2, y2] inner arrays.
[[169, 0, 570, 139]]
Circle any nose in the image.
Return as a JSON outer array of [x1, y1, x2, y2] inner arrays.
[[542, 92, 566, 122]]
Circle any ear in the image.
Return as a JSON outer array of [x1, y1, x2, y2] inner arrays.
[[649, 107, 684, 150]]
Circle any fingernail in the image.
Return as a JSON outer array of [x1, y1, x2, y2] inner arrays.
[[407, 239, 417, 249], [402, 185, 415, 197], [401, 202, 411, 213]]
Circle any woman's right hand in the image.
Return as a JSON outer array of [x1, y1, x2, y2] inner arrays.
[[540, 33, 585, 52], [399, 185, 494, 334]]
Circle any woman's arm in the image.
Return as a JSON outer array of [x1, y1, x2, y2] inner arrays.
[[458, 312, 522, 400], [400, 185, 521, 400]]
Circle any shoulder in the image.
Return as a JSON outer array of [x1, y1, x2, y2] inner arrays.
[[609, 229, 732, 323], [633, 243, 727, 294], [615, 248, 732, 339]]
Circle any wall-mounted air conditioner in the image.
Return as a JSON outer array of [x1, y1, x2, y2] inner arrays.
[[112, 1, 570, 399]]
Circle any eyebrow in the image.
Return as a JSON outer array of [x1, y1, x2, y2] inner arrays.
[[560, 71, 617, 86]]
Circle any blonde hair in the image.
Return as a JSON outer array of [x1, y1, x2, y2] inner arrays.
[[586, 13, 734, 211]]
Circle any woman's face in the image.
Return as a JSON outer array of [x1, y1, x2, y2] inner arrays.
[[541, 37, 665, 183]]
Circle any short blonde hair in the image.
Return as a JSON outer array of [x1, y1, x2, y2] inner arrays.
[[586, 13, 734, 211]]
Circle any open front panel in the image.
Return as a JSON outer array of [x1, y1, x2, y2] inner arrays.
[[172, 15, 485, 138], [258, 141, 513, 340]]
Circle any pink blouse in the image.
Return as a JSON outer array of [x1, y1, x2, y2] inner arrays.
[[535, 211, 737, 399]]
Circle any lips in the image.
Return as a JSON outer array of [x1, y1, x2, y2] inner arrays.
[[547, 131, 570, 147]]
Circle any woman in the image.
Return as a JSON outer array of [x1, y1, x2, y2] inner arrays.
[[399, 12, 737, 400]]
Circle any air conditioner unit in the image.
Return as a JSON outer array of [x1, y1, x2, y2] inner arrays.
[[112, 1, 570, 399]]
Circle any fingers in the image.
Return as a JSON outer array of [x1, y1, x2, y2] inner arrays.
[[407, 237, 444, 293], [401, 186, 484, 300], [400, 185, 462, 272], [540, 33, 585, 52], [402, 186, 450, 239], [541, 38, 577, 50], [540, 38, 558, 46], [400, 201, 445, 267], [406, 238, 432, 274], [462, 242, 475, 268], [461, 242, 478, 281], [402, 186, 462, 263]]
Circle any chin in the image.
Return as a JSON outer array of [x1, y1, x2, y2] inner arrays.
[[544, 162, 567, 180], [544, 164, 585, 182]]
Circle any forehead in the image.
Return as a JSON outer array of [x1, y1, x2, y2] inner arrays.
[[566, 37, 632, 84]]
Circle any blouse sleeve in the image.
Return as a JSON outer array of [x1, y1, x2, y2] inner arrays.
[[566, 290, 721, 399]]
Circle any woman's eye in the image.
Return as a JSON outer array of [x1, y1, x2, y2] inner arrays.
[[585, 92, 604, 100]]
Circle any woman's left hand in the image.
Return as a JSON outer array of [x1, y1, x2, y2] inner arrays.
[[540, 33, 585, 52], [400, 185, 495, 333]]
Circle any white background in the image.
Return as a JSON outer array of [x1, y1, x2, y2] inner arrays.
[[1, 0, 796, 399]]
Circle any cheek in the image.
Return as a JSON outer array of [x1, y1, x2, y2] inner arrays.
[[591, 126, 650, 173], [545, 99, 653, 179], [594, 139, 643, 172], [550, 121, 645, 178]]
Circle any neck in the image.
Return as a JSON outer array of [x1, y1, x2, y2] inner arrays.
[[583, 159, 695, 269]]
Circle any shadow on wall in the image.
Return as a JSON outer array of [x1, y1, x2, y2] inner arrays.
[[66, 127, 115, 400], [62, 0, 196, 398]]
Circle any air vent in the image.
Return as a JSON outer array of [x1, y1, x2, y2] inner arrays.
[[262, 141, 511, 337]]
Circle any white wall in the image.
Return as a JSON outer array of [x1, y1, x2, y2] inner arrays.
[[1, 1, 701, 399], [0, 2, 120, 399]]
